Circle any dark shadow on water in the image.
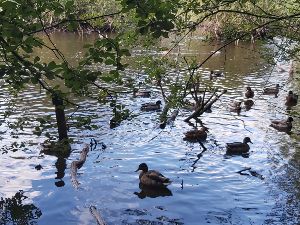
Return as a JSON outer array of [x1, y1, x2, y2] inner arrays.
[[0, 190, 42, 225], [134, 183, 173, 199], [224, 152, 250, 158], [41, 140, 71, 187]]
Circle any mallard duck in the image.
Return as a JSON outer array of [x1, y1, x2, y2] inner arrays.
[[140, 100, 161, 111], [263, 84, 280, 95], [243, 99, 254, 110], [133, 88, 151, 98], [135, 163, 172, 187], [229, 101, 242, 114], [183, 99, 202, 111], [245, 87, 254, 98], [226, 137, 252, 155], [285, 91, 298, 106], [209, 70, 224, 80], [183, 126, 208, 142], [270, 117, 293, 132]]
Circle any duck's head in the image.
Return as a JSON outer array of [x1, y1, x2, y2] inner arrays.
[[287, 117, 294, 122], [276, 84, 280, 88], [135, 163, 148, 172], [243, 137, 253, 144], [246, 86, 252, 91], [156, 100, 162, 105], [288, 90, 294, 95]]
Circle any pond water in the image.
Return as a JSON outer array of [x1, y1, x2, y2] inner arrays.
[[0, 32, 300, 225]]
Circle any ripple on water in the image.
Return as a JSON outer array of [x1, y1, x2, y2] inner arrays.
[[0, 39, 299, 224]]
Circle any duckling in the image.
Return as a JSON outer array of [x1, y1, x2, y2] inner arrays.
[[243, 99, 254, 110], [133, 88, 151, 98], [270, 117, 293, 133], [229, 101, 242, 115], [135, 163, 172, 187], [263, 84, 280, 95], [183, 126, 208, 142], [245, 87, 254, 98], [141, 100, 162, 111], [285, 91, 298, 106], [226, 137, 252, 155]]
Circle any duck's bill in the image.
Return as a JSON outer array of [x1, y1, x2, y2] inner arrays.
[[135, 169, 140, 172]]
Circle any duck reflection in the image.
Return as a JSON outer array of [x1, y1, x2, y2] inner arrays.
[[134, 183, 173, 199]]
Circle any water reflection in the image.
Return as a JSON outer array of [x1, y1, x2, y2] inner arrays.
[[0, 32, 299, 224], [41, 141, 71, 187], [0, 190, 42, 225], [134, 183, 173, 199]]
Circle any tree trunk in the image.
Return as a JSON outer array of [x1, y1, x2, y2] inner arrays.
[[52, 94, 68, 140]]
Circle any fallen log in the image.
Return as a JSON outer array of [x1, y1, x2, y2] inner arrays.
[[70, 144, 89, 188], [184, 90, 227, 122], [90, 206, 106, 225]]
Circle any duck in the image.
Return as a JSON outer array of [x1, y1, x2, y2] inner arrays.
[[285, 91, 298, 106], [183, 126, 208, 142], [243, 99, 254, 110], [135, 163, 172, 187], [209, 70, 224, 80], [133, 88, 151, 98], [263, 84, 280, 95], [183, 99, 202, 111], [229, 101, 242, 114], [245, 87, 254, 98], [226, 137, 252, 155], [270, 117, 293, 133], [140, 100, 162, 111]]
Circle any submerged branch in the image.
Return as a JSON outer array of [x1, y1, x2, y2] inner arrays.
[[70, 144, 89, 189], [184, 90, 227, 122], [90, 206, 106, 225]]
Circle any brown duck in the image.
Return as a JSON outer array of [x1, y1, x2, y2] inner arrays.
[[263, 84, 280, 95], [209, 70, 224, 80], [285, 91, 298, 106], [141, 100, 161, 111], [229, 101, 242, 114], [245, 87, 254, 98], [226, 137, 252, 155], [243, 99, 254, 110], [270, 117, 293, 133], [184, 126, 208, 142], [133, 88, 151, 98], [135, 163, 172, 187]]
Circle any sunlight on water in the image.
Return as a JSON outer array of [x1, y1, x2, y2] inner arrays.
[[0, 32, 299, 224]]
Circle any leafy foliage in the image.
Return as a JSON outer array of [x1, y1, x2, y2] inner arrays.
[[0, 0, 299, 140]]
